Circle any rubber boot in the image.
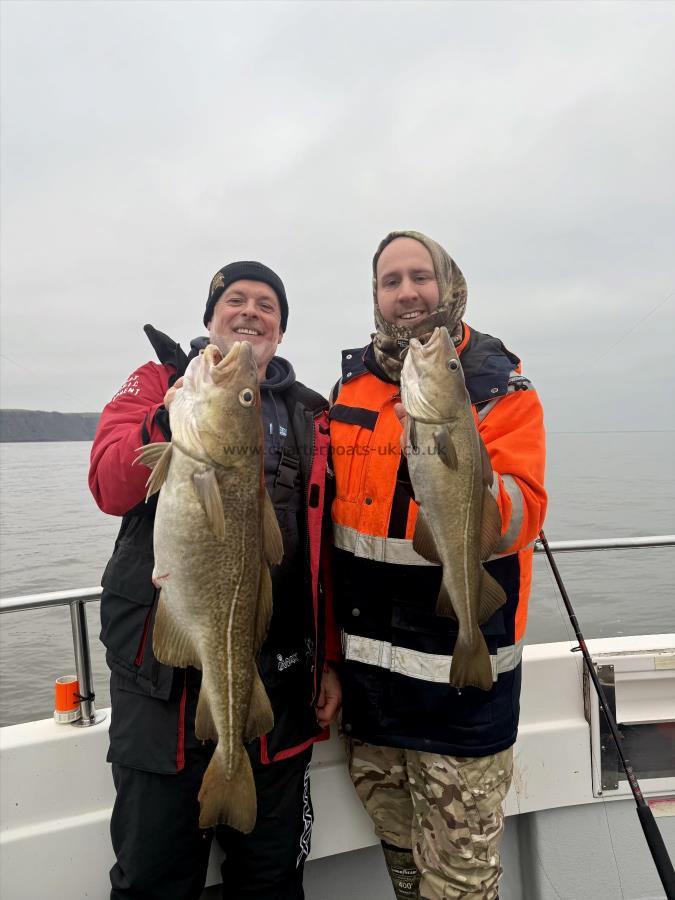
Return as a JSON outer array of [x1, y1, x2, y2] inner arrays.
[[381, 841, 420, 899]]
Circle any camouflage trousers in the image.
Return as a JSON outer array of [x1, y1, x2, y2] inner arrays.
[[348, 740, 513, 900]]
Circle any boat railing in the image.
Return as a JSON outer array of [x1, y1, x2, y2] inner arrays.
[[1, 535, 673, 728], [0, 587, 105, 727]]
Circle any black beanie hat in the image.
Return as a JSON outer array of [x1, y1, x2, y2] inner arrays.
[[203, 261, 288, 331]]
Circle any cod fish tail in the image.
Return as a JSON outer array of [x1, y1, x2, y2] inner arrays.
[[198, 747, 257, 832], [450, 629, 493, 692]]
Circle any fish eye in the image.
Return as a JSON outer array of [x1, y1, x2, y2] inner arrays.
[[447, 359, 460, 372], [239, 388, 255, 407]]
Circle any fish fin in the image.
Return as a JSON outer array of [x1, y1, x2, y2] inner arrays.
[[263, 490, 284, 565], [136, 443, 173, 498], [195, 688, 218, 742], [199, 748, 257, 832], [193, 469, 226, 539], [134, 442, 169, 470], [254, 565, 274, 654], [480, 437, 494, 487], [434, 428, 458, 470], [478, 569, 507, 624], [152, 590, 201, 668], [480, 487, 503, 560], [435, 583, 457, 618], [408, 417, 418, 453], [450, 631, 494, 691], [244, 668, 274, 742], [412, 509, 441, 563]]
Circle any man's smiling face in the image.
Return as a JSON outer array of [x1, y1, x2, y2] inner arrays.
[[375, 236, 440, 327], [207, 279, 283, 378]]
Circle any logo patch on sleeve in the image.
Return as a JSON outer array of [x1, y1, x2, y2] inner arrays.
[[112, 374, 141, 401]]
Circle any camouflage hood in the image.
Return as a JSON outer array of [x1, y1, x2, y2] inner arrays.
[[371, 230, 468, 382]]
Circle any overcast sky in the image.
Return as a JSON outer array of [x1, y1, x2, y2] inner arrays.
[[1, 0, 674, 432]]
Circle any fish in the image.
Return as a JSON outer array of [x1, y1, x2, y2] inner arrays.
[[399, 326, 506, 691], [135, 341, 283, 831]]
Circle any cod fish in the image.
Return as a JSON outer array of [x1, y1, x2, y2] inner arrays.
[[135, 342, 283, 831], [400, 326, 506, 692]]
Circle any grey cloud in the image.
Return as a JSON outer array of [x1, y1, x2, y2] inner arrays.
[[1, 0, 673, 430]]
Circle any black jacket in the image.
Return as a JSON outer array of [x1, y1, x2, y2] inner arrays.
[[97, 327, 335, 774]]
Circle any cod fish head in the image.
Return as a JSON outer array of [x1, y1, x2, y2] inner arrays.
[[171, 342, 260, 467], [400, 326, 468, 422]]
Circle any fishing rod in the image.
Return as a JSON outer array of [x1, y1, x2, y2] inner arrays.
[[538, 530, 675, 900]]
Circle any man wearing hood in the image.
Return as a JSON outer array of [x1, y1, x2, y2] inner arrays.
[[329, 233, 547, 900], [90, 261, 341, 900]]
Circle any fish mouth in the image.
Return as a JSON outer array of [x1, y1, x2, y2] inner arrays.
[[408, 326, 456, 371], [202, 341, 256, 384], [406, 327, 444, 377], [410, 326, 444, 354], [401, 326, 460, 422]]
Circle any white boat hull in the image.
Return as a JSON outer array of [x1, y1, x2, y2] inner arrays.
[[2, 636, 674, 899]]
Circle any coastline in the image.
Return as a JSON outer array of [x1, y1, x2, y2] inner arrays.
[[0, 410, 99, 443]]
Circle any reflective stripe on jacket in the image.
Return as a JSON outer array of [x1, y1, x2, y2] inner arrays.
[[329, 324, 546, 756]]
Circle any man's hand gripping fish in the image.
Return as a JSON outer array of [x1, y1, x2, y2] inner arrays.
[[135, 342, 283, 832], [400, 326, 506, 691]]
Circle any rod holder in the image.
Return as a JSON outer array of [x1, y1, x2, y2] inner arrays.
[[69, 599, 105, 727]]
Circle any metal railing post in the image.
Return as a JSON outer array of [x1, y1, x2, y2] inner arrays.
[[69, 598, 105, 727]]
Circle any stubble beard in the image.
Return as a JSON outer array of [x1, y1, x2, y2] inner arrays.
[[208, 331, 235, 359]]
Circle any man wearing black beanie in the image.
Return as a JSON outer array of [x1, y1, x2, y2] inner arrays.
[[194, 261, 290, 386], [204, 260, 289, 330], [90, 260, 341, 900]]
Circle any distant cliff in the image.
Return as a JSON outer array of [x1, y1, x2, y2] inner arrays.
[[0, 409, 100, 442]]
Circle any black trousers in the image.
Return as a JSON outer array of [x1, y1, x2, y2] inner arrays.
[[110, 745, 314, 900]]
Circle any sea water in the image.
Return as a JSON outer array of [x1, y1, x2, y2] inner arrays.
[[1, 434, 673, 727]]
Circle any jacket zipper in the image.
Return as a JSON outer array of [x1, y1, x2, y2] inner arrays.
[[134, 606, 154, 667], [305, 409, 320, 703]]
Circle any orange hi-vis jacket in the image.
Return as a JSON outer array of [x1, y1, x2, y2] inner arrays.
[[329, 324, 547, 756]]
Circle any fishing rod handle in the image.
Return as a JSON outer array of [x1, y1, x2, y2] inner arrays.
[[637, 805, 675, 899]]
